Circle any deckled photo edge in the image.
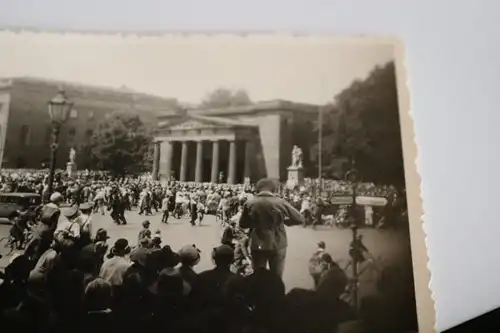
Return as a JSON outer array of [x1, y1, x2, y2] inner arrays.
[[0, 30, 433, 332], [394, 40, 436, 333]]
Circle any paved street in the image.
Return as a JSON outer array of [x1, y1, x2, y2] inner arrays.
[[0, 208, 412, 293]]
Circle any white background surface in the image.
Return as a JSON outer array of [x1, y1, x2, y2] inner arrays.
[[1, 0, 499, 331]]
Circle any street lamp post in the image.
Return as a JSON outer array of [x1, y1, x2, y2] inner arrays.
[[318, 106, 323, 183], [46, 89, 73, 197], [345, 159, 361, 310]]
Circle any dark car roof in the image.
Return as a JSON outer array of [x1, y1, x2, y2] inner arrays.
[[0, 192, 41, 198]]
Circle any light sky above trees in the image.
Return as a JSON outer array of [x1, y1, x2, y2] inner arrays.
[[0, 34, 394, 105]]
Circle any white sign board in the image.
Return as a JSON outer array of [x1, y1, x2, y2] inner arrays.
[[355, 196, 388, 206], [330, 195, 388, 206], [330, 196, 354, 205]]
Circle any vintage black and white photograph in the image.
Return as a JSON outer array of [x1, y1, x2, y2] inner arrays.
[[0, 33, 429, 333]]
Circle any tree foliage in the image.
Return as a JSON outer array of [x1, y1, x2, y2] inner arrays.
[[314, 61, 405, 187], [199, 88, 252, 108], [80, 114, 153, 176]]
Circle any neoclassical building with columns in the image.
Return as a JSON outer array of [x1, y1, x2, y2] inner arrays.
[[151, 100, 321, 184]]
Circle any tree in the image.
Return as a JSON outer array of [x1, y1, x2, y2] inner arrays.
[[313, 61, 405, 187], [199, 88, 252, 108], [80, 114, 153, 176]]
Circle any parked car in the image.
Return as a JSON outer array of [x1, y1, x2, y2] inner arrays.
[[0, 192, 41, 224]]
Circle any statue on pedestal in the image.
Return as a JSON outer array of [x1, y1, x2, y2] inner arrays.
[[291, 145, 303, 168], [67, 148, 77, 178], [218, 171, 225, 184], [287, 145, 305, 189], [69, 148, 76, 164]]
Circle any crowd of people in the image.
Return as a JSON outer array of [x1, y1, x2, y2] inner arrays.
[[0, 168, 406, 230], [0, 170, 415, 333]]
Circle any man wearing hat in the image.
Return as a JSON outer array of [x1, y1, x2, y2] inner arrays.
[[99, 238, 132, 286], [149, 267, 191, 297], [178, 244, 201, 290], [94, 228, 110, 244], [151, 230, 162, 249]]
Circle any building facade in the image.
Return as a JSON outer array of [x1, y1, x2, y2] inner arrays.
[[0, 77, 178, 169], [152, 101, 321, 184]]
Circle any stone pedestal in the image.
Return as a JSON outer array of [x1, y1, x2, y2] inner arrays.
[[67, 162, 77, 178], [286, 166, 305, 189]]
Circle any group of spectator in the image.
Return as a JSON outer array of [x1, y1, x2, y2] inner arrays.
[[0, 168, 417, 333]]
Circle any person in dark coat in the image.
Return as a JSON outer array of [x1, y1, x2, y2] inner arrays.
[[1, 280, 56, 333], [24, 192, 63, 264], [191, 245, 238, 309], [109, 192, 127, 225], [148, 267, 191, 332], [239, 178, 304, 278], [285, 265, 357, 333], [221, 221, 237, 247], [178, 244, 201, 291], [77, 230, 110, 287], [80, 278, 115, 333], [189, 196, 198, 226]]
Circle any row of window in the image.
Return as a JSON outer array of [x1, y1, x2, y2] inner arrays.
[[5, 106, 113, 120], [19, 125, 93, 147], [69, 109, 113, 120], [16, 109, 116, 147]]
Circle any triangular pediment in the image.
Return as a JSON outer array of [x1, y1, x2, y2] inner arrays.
[[160, 115, 256, 131], [169, 118, 225, 130]]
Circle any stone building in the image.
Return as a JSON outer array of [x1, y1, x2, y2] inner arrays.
[[152, 100, 321, 184], [0, 77, 178, 169]]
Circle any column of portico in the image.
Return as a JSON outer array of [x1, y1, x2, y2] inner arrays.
[[180, 141, 188, 182], [152, 142, 160, 180], [173, 138, 239, 183], [227, 140, 237, 184], [195, 140, 204, 182], [243, 140, 253, 182], [211, 140, 220, 183], [159, 140, 173, 180]]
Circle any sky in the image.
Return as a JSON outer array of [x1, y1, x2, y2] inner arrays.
[[0, 32, 395, 105]]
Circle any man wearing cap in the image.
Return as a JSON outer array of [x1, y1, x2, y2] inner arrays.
[[52, 205, 82, 257], [239, 178, 304, 278], [76, 202, 94, 248]]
